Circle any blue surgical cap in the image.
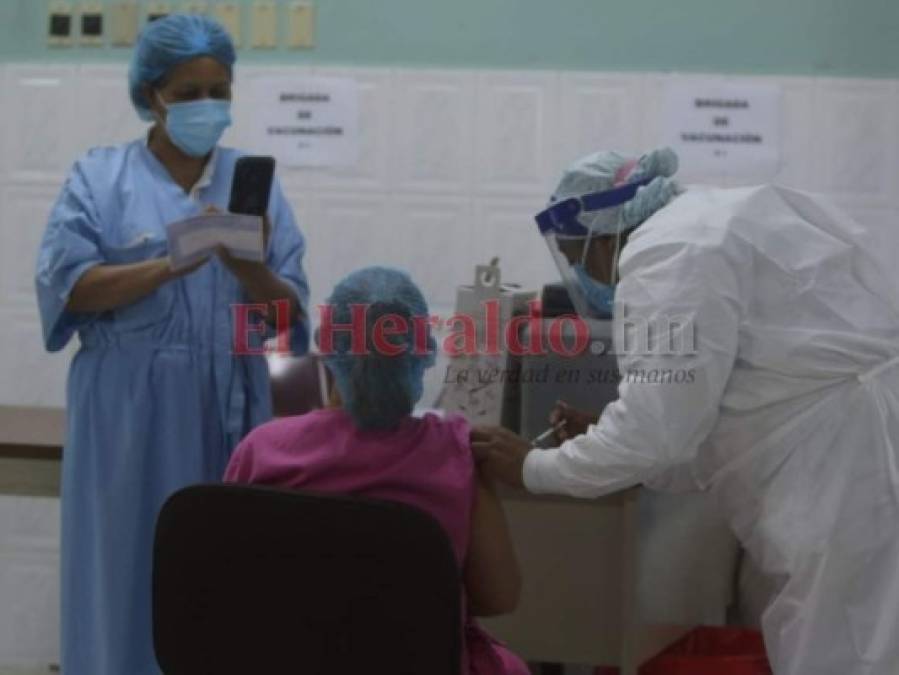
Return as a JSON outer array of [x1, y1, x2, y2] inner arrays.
[[323, 267, 437, 431], [551, 147, 681, 236], [128, 13, 236, 121]]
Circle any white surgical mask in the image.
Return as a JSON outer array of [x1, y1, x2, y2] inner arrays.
[[156, 93, 231, 157]]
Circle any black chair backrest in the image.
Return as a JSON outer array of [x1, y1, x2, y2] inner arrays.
[[153, 484, 462, 675]]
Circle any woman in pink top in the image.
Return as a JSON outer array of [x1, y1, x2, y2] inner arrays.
[[225, 267, 528, 675]]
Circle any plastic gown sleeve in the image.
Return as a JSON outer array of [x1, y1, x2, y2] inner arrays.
[[35, 162, 105, 352], [524, 241, 742, 497], [265, 177, 311, 356]]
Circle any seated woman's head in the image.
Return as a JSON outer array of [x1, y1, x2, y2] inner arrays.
[[321, 267, 436, 431]]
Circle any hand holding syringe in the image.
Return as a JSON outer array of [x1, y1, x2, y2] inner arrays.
[[530, 420, 567, 448], [535, 400, 602, 447]]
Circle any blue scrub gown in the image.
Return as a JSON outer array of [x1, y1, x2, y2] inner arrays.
[[34, 140, 310, 675]]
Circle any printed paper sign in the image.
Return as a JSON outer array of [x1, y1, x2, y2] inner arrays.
[[662, 81, 782, 180], [249, 76, 360, 167]]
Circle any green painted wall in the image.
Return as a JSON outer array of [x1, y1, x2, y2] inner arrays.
[[1, 0, 898, 77]]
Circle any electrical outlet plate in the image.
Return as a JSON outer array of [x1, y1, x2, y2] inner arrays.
[[48, 1, 74, 47], [286, 2, 314, 49], [109, 1, 138, 46], [146, 1, 172, 24], [251, 1, 278, 49], [181, 1, 208, 14], [78, 2, 104, 46], [213, 3, 241, 47]]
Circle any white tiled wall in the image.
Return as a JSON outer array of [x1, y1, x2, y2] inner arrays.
[[0, 63, 897, 667], [0, 64, 899, 405], [2, 64, 897, 407]]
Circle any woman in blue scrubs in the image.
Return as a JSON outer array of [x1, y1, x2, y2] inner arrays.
[[34, 15, 310, 675]]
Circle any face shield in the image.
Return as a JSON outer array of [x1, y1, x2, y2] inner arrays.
[[536, 177, 652, 319]]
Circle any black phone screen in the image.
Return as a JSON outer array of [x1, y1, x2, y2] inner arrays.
[[228, 156, 276, 217]]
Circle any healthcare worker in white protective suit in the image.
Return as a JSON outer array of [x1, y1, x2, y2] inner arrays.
[[471, 148, 899, 675]]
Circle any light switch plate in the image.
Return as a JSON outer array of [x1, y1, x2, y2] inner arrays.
[[251, 1, 278, 49], [48, 1, 74, 47], [109, 1, 138, 45], [78, 2, 104, 46], [286, 2, 315, 49], [213, 3, 242, 47], [145, 1, 172, 24]]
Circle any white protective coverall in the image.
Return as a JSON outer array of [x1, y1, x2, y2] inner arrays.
[[524, 185, 899, 675]]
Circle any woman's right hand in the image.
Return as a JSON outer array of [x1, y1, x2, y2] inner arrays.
[[548, 400, 599, 443], [67, 255, 207, 314]]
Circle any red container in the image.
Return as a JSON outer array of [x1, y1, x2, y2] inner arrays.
[[638, 627, 772, 675]]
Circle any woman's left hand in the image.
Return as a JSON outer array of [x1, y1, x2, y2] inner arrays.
[[203, 205, 271, 266], [470, 426, 532, 489], [200, 206, 298, 321], [216, 243, 267, 279]]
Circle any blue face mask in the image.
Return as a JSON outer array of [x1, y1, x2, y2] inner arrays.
[[158, 96, 232, 157], [572, 263, 616, 318]]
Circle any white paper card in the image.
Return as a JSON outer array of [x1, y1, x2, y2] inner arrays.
[[248, 76, 360, 167], [166, 214, 264, 270], [661, 81, 782, 180]]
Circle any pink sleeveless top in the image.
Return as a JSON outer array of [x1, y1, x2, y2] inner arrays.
[[224, 408, 528, 675]]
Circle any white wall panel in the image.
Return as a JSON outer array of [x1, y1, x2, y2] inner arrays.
[[301, 194, 475, 315], [474, 71, 559, 196], [0, 312, 71, 408], [0, 65, 7, 181], [305, 67, 394, 193], [74, 65, 147, 155], [472, 197, 558, 294], [391, 70, 476, 194], [816, 79, 899, 204], [0, 182, 72, 407], [2, 66, 79, 182], [298, 192, 392, 313], [383, 196, 475, 312], [638, 74, 668, 156], [1, 184, 60, 311], [770, 77, 818, 190], [0, 496, 60, 668], [556, 73, 646, 176]]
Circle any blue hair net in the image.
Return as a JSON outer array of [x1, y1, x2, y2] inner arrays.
[[551, 147, 681, 236], [128, 13, 236, 121], [323, 267, 437, 431]]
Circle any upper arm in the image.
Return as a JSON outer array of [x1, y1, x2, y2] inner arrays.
[[35, 162, 105, 351], [223, 439, 252, 483], [611, 242, 742, 468], [528, 242, 743, 498], [463, 471, 522, 617]]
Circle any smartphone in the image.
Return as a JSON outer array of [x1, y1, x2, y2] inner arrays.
[[228, 156, 276, 217]]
